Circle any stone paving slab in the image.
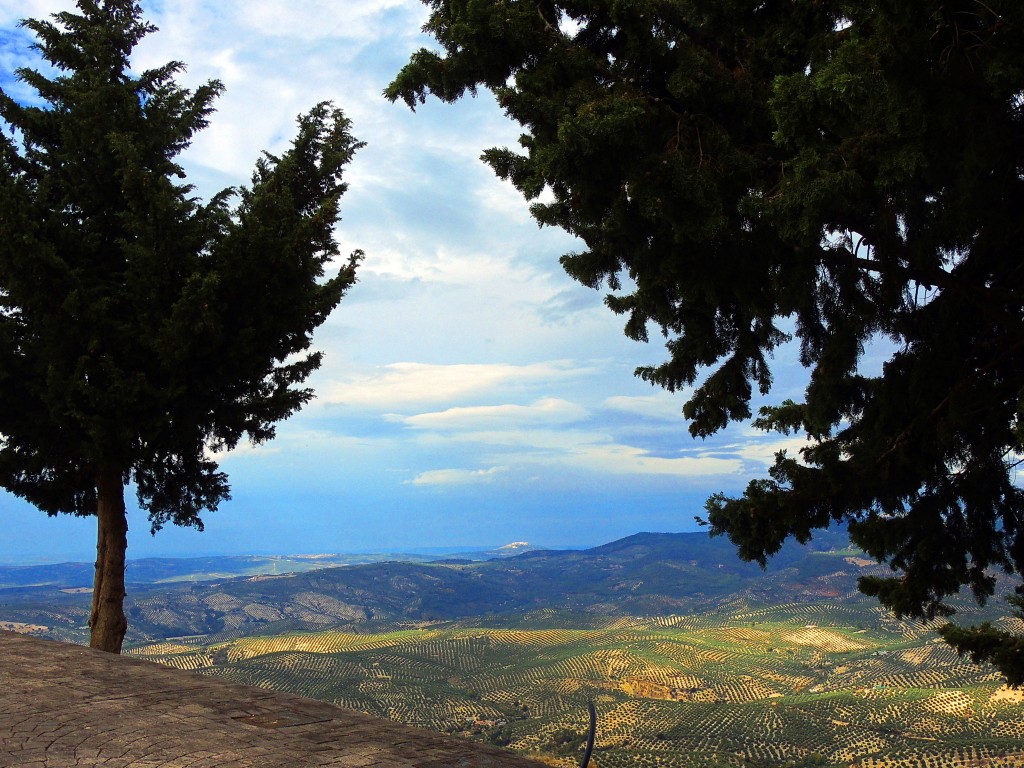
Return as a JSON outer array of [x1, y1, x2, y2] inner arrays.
[[0, 632, 548, 768]]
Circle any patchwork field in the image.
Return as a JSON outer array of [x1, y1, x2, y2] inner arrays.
[[129, 602, 1024, 768]]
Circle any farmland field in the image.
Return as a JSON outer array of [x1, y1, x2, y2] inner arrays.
[[130, 601, 1024, 768]]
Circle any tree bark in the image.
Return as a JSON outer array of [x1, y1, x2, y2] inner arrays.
[[89, 468, 129, 653]]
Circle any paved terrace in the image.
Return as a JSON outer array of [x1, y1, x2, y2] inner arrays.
[[0, 632, 547, 768]]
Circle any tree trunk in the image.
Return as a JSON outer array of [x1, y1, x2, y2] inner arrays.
[[89, 468, 129, 653]]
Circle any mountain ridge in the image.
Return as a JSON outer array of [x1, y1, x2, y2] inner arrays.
[[0, 527, 887, 644]]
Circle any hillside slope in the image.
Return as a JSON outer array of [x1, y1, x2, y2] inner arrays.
[[1, 528, 888, 642]]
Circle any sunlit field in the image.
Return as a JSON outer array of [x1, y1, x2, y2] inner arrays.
[[129, 602, 1024, 768]]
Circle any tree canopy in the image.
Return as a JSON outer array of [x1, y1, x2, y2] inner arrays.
[[387, 0, 1024, 682], [0, 0, 361, 652]]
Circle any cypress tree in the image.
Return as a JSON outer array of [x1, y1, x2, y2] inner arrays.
[[0, 0, 362, 652], [388, 0, 1024, 682]]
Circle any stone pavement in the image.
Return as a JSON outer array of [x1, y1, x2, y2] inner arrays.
[[0, 632, 547, 768]]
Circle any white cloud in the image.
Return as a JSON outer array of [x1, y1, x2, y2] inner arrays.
[[425, 427, 606, 450], [475, 177, 533, 221], [360, 244, 536, 286], [0, 1, 74, 26], [122, 0, 439, 190], [211, 428, 384, 463], [726, 435, 815, 465], [320, 361, 588, 407], [396, 397, 588, 431], [408, 466, 507, 486], [235, 0, 410, 42], [563, 443, 743, 477], [603, 392, 688, 420], [399, 424, 745, 480]]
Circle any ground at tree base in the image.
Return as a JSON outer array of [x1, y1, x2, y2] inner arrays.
[[0, 631, 546, 767]]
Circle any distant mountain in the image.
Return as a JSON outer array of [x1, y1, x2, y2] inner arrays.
[[0, 543, 557, 590], [0, 527, 882, 643], [499, 541, 531, 549], [0, 560, 98, 589], [479, 541, 547, 558], [0, 551, 463, 589]]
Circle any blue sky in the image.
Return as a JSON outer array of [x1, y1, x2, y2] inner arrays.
[[0, 0, 816, 563]]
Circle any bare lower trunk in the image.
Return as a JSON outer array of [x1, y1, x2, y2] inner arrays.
[[89, 468, 128, 653]]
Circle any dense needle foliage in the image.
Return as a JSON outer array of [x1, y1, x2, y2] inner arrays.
[[0, 0, 361, 651], [387, 0, 1024, 682]]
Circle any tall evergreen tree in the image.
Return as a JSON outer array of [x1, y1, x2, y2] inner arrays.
[[0, 0, 362, 652], [388, 0, 1024, 682]]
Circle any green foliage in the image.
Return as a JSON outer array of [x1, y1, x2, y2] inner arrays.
[[543, 727, 586, 756], [744, 756, 827, 768], [0, 1, 360, 649], [388, 0, 1024, 682], [940, 594, 1024, 687], [0, 0, 360, 526], [485, 723, 515, 747]]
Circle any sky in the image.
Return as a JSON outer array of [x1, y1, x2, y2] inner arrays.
[[0, 0, 820, 563]]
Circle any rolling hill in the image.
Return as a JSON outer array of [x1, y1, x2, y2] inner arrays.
[[0, 528, 917, 644], [4, 529, 1022, 767]]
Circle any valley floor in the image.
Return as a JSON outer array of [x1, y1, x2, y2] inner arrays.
[[126, 603, 1024, 768]]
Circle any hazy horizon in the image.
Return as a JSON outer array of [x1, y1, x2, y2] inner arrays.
[[0, 530, 683, 566]]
